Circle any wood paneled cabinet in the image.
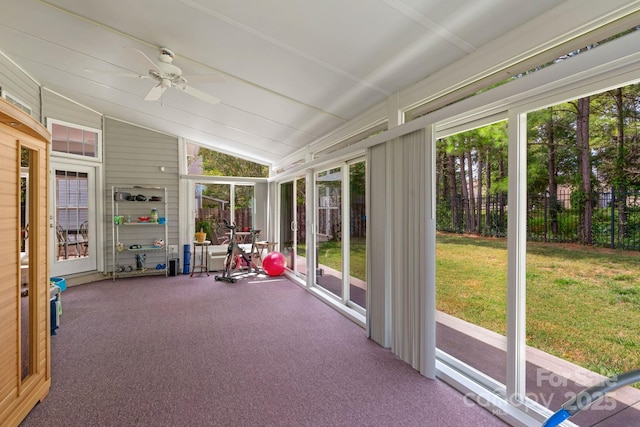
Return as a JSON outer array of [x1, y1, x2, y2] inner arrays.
[[0, 98, 51, 427]]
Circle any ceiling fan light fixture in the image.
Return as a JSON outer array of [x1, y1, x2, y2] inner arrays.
[[159, 47, 175, 60]]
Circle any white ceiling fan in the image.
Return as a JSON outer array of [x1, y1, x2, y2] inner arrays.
[[87, 47, 223, 105]]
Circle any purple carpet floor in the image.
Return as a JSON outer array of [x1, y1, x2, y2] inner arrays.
[[20, 274, 507, 426]]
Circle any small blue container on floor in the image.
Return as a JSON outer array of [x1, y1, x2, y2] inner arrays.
[[50, 276, 66, 292]]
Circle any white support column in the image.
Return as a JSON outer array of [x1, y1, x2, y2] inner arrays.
[[341, 164, 350, 305], [423, 124, 436, 379], [506, 110, 528, 403], [305, 169, 315, 289]]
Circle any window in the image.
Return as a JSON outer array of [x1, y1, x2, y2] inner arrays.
[[1, 90, 32, 115], [50, 121, 99, 159]]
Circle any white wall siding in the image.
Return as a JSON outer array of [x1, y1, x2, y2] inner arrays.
[[42, 90, 102, 129], [0, 53, 41, 122]]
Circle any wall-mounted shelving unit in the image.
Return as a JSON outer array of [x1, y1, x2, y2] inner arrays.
[[111, 186, 168, 278]]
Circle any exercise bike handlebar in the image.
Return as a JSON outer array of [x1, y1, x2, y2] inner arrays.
[[222, 220, 260, 235]]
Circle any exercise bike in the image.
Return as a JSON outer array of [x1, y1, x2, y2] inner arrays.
[[214, 220, 261, 283]]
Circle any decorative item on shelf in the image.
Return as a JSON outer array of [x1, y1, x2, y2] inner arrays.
[[135, 253, 146, 271], [114, 192, 131, 201], [195, 229, 207, 243], [129, 244, 142, 250], [151, 208, 159, 223], [138, 216, 150, 222], [153, 238, 164, 248], [116, 242, 124, 252], [195, 219, 211, 243]]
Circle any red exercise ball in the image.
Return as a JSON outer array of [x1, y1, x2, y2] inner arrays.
[[262, 251, 286, 276]]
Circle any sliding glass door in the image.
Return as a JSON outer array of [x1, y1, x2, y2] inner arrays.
[[315, 167, 343, 298], [280, 177, 307, 277], [348, 160, 366, 310], [313, 159, 367, 311]]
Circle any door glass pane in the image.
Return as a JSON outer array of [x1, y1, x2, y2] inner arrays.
[[20, 147, 34, 381], [349, 161, 366, 309], [280, 182, 294, 269], [55, 170, 89, 260], [525, 88, 640, 424], [435, 122, 508, 386], [234, 185, 254, 239], [295, 177, 307, 276], [51, 122, 99, 158], [315, 168, 343, 298], [195, 183, 230, 243]]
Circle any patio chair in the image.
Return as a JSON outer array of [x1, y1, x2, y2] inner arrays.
[[79, 221, 89, 256], [211, 222, 230, 245], [56, 223, 78, 259]]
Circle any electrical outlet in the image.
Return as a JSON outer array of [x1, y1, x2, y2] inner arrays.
[[168, 245, 178, 254]]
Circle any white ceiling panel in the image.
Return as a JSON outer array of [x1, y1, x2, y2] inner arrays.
[[1, 0, 637, 164]]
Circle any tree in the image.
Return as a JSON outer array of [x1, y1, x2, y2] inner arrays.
[[572, 96, 593, 244], [188, 145, 269, 178]]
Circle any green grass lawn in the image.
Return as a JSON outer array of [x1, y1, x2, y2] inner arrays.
[[436, 233, 640, 377], [299, 237, 367, 280]]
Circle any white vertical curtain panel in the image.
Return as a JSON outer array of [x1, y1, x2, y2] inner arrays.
[[368, 128, 434, 377]]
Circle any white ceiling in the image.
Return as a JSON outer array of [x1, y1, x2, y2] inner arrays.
[[1, 1, 638, 166]]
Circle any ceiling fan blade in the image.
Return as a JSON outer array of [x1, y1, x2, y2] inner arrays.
[[84, 69, 149, 79], [129, 48, 162, 72], [182, 74, 226, 84], [180, 85, 220, 105], [144, 84, 167, 101]]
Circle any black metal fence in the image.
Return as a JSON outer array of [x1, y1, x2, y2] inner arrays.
[[437, 189, 640, 251]]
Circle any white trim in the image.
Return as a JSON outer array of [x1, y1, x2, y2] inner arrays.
[[341, 165, 349, 306], [436, 361, 555, 427], [424, 124, 436, 379], [506, 111, 529, 405], [398, 2, 640, 112], [0, 49, 40, 85]]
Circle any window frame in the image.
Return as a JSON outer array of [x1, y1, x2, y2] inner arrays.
[[47, 118, 102, 162]]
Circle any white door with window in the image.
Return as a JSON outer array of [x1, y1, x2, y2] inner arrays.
[[50, 162, 97, 276]]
